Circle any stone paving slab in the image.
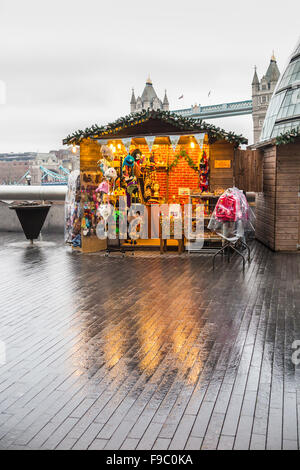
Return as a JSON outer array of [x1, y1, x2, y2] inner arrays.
[[0, 233, 300, 450]]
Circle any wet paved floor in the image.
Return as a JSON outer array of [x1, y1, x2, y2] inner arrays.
[[0, 232, 300, 450]]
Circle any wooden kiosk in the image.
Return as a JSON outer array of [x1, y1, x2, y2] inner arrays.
[[63, 110, 248, 253]]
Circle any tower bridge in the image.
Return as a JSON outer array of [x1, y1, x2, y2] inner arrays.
[[172, 100, 253, 120], [131, 54, 281, 143]]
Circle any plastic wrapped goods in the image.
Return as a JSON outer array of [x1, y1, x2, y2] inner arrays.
[[208, 187, 252, 240]]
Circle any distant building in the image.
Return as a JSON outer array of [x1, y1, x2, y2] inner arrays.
[[0, 149, 78, 185], [0, 160, 31, 185], [260, 39, 300, 141], [130, 76, 169, 113], [252, 54, 280, 143]]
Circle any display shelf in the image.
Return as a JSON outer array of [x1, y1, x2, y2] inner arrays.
[[186, 192, 222, 252], [190, 192, 220, 198]]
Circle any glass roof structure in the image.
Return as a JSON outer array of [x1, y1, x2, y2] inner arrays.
[[260, 37, 300, 142]]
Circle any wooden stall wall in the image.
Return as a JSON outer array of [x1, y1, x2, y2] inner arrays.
[[275, 141, 300, 251], [234, 149, 263, 192], [209, 140, 235, 192], [255, 145, 277, 250], [80, 139, 101, 171]]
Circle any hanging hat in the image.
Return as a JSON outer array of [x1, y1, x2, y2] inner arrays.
[[131, 149, 142, 162], [105, 167, 117, 181], [122, 154, 135, 169], [96, 181, 109, 193]]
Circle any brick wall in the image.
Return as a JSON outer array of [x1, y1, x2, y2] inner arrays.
[[135, 143, 206, 203]]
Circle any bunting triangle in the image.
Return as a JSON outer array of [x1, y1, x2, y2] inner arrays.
[[97, 138, 108, 147], [122, 138, 132, 153], [145, 136, 156, 152], [169, 135, 180, 152], [194, 133, 206, 150]]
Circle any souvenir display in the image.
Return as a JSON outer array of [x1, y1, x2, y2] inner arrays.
[[80, 171, 104, 237]]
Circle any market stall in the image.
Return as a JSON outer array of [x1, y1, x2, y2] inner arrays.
[[63, 110, 247, 253]]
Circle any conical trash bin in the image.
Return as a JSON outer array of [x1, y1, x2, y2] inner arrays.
[[9, 203, 51, 243]]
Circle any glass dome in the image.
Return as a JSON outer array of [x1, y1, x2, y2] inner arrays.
[[260, 37, 300, 142]]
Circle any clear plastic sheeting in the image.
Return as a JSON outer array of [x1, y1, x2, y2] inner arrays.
[[65, 170, 82, 247], [208, 187, 253, 241]]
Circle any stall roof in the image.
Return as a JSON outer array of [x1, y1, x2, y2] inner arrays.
[[63, 109, 248, 147]]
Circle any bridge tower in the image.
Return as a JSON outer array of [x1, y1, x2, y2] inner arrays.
[[130, 77, 169, 113], [252, 54, 280, 143]]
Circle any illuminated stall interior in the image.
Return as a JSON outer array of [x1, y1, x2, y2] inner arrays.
[[63, 110, 247, 253]]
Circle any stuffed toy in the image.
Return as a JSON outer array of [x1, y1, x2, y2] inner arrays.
[[97, 203, 113, 221], [105, 167, 117, 181], [114, 187, 126, 197], [100, 145, 114, 161], [122, 154, 135, 173], [95, 181, 109, 194], [131, 149, 142, 163], [97, 158, 109, 175]]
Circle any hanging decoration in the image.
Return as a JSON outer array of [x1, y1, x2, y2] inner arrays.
[[194, 133, 206, 150], [122, 137, 132, 153], [199, 150, 209, 193], [167, 150, 199, 173], [169, 135, 180, 152], [145, 136, 156, 153]]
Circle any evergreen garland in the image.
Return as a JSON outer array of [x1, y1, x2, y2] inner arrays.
[[167, 150, 199, 173], [63, 109, 247, 147], [275, 126, 300, 146]]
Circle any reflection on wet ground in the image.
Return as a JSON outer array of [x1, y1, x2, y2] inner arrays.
[[0, 233, 300, 449]]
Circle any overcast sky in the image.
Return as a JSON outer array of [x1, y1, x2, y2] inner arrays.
[[0, 0, 299, 152]]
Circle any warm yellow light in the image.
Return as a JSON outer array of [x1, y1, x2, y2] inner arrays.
[[117, 143, 121, 149], [72, 145, 77, 154], [190, 141, 195, 148]]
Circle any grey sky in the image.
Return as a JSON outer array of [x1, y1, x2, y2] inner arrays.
[[0, 0, 299, 152]]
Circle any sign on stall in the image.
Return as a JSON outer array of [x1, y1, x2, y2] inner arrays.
[[214, 160, 231, 169], [178, 187, 190, 195]]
